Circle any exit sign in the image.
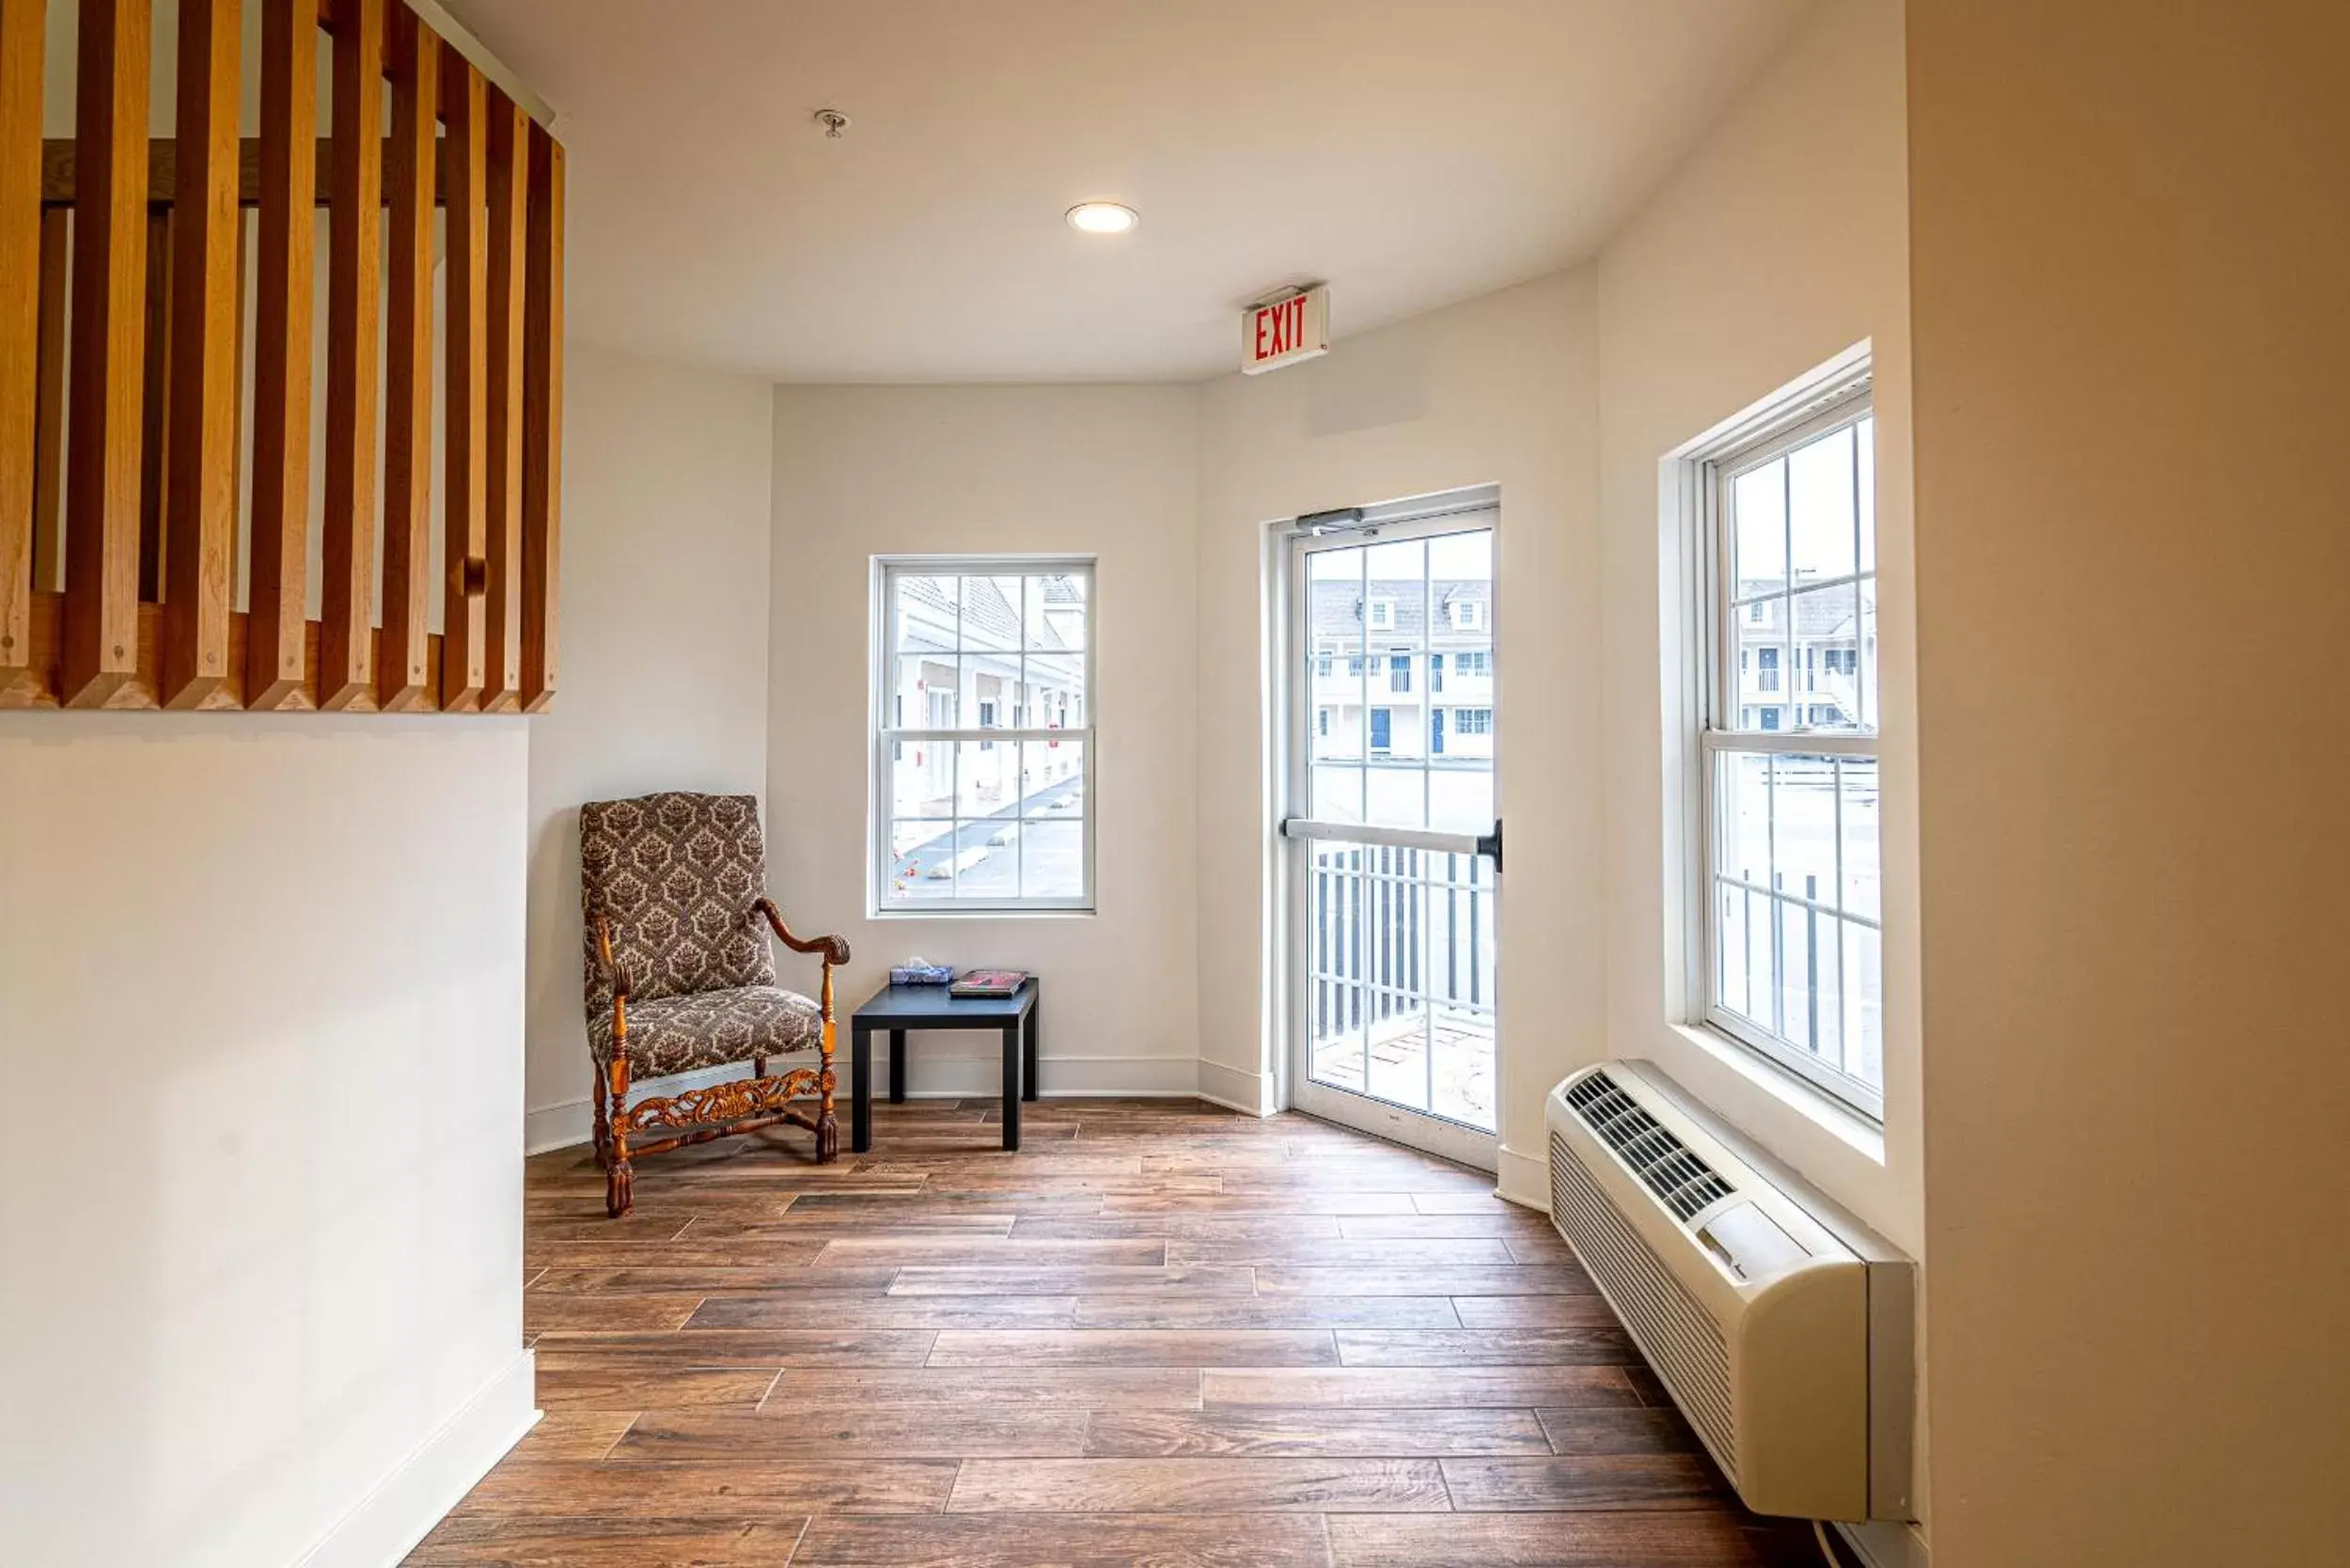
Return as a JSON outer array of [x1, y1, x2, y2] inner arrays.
[[1243, 285, 1329, 374]]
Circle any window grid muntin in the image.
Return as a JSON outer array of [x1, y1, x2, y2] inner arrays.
[[1299, 529, 1496, 838], [1717, 407, 1877, 741], [1700, 385, 1882, 1119], [877, 560, 1095, 912]]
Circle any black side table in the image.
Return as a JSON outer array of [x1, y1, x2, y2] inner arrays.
[[848, 980, 1040, 1152]]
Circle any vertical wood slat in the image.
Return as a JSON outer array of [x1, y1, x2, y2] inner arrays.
[[318, 0, 383, 708], [521, 121, 563, 712], [230, 204, 248, 597], [60, 0, 149, 708], [378, 3, 436, 711], [136, 206, 169, 604], [440, 56, 488, 712], [161, 0, 242, 709], [0, 0, 41, 702], [33, 210, 70, 597], [482, 87, 526, 712], [246, 0, 318, 710]]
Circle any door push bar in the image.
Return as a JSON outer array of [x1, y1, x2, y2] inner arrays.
[[1278, 817, 1502, 874]]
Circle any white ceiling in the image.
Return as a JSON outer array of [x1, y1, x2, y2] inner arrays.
[[449, 0, 1812, 384]]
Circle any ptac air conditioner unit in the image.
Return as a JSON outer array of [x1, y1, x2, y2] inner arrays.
[[1544, 1060, 1915, 1523]]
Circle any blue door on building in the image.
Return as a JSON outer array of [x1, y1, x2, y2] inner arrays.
[[1370, 707, 1391, 752], [1431, 709, 1446, 755]]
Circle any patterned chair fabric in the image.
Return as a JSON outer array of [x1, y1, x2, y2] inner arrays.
[[579, 792, 821, 1078], [600, 985, 825, 1079]]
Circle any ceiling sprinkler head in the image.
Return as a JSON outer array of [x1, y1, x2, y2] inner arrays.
[[815, 108, 851, 139]]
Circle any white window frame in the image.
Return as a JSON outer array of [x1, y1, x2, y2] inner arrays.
[[1690, 372, 1883, 1121], [871, 556, 1096, 915]]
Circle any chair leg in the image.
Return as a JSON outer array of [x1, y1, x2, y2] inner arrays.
[[604, 1056, 634, 1218], [816, 1059, 839, 1163], [753, 1055, 766, 1079], [591, 1063, 611, 1168], [814, 961, 840, 1163]]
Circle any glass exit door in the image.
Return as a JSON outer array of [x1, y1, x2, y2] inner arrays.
[[1282, 503, 1500, 1169]]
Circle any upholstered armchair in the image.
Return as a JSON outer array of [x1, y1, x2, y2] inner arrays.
[[580, 792, 850, 1218]]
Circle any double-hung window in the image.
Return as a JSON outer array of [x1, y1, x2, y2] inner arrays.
[[1697, 378, 1882, 1118], [875, 559, 1094, 912]]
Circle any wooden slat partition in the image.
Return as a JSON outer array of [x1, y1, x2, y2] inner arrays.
[[482, 88, 526, 712], [318, 0, 384, 709], [440, 56, 489, 713], [60, 0, 149, 709], [521, 122, 563, 712], [378, 6, 438, 711], [13, 0, 565, 718], [245, 0, 319, 710], [0, 0, 41, 704], [160, 0, 242, 709]]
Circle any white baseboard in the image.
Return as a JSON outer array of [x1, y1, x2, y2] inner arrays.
[[294, 1347, 538, 1568], [527, 1058, 1204, 1153], [1197, 1059, 1275, 1116], [1495, 1138, 1548, 1211]]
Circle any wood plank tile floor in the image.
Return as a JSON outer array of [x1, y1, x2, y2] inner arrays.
[[411, 1098, 1829, 1568]]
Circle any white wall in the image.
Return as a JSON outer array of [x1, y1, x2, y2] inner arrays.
[[0, 717, 534, 1568], [1592, 0, 1919, 1257], [767, 385, 1200, 1097], [1194, 271, 1602, 1184], [1184, 4, 1914, 1225], [1906, 3, 2350, 1562], [1590, 4, 1920, 1552], [522, 345, 776, 1151], [8, 29, 539, 1563]]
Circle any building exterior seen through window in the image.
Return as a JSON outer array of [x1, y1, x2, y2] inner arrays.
[[1700, 384, 1883, 1118], [1310, 579, 1496, 770], [876, 563, 1093, 910]]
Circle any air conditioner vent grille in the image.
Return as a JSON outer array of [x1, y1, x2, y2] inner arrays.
[[1550, 1128, 1738, 1480], [1564, 1070, 1735, 1221]]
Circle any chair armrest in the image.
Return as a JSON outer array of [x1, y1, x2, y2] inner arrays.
[[593, 912, 634, 1000], [753, 898, 851, 966]]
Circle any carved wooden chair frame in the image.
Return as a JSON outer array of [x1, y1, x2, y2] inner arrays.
[[589, 898, 850, 1218]]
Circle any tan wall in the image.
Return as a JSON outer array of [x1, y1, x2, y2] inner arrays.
[[1907, 4, 2350, 1563]]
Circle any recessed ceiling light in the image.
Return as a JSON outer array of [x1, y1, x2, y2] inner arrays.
[[1067, 201, 1138, 235]]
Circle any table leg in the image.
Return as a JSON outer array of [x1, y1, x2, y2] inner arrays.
[[888, 1028, 907, 1105], [1000, 1023, 1022, 1151], [851, 1024, 872, 1154], [1023, 992, 1040, 1103]]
